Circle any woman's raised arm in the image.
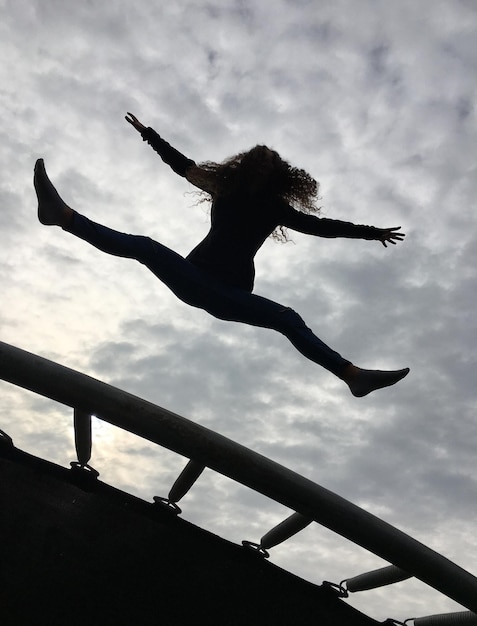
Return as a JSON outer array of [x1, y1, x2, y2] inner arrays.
[[126, 113, 195, 178], [126, 113, 216, 194]]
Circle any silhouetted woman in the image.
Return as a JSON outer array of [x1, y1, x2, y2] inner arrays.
[[34, 113, 409, 397]]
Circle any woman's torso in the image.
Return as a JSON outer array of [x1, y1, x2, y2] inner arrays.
[[186, 192, 288, 292]]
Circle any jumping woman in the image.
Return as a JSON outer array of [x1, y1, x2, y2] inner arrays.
[[34, 112, 409, 397]]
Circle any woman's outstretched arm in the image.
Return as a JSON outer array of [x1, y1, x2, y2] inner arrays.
[[281, 207, 406, 247]]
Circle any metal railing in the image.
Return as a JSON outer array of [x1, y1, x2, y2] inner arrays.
[[1, 340, 477, 620]]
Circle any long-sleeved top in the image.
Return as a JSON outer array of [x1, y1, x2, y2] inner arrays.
[[141, 127, 379, 292]]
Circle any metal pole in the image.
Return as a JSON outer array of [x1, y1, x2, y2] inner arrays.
[[168, 459, 206, 503], [73, 408, 92, 466], [414, 611, 477, 626], [259, 512, 313, 551], [345, 564, 412, 592], [1, 341, 476, 612]]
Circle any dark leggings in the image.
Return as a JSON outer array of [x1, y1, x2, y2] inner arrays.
[[67, 214, 350, 376]]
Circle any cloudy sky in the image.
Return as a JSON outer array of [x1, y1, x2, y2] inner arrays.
[[1, 0, 476, 620]]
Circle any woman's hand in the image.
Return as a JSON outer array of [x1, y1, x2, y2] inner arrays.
[[125, 112, 146, 133], [376, 226, 406, 247]]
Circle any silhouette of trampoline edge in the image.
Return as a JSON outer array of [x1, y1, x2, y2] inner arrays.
[[1, 340, 476, 619]]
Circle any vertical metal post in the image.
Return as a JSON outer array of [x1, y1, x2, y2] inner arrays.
[[73, 408, 92, 466]]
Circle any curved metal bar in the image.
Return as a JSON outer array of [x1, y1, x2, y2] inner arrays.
[[1, 341, 476, 613]]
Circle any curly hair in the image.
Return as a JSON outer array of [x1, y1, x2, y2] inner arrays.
[[186, 145, 321, 242]]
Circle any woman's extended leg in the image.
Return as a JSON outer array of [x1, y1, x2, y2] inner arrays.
[[34, 159, 409, 396], [175, 282, 409, 396]]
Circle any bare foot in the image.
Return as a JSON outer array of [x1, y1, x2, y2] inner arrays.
[[34, 159, 74, 227], [343, 365, 410, 397]]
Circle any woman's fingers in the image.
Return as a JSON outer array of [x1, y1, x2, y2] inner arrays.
[[379, 227, 406, 247], [125, 112, 144, 131]]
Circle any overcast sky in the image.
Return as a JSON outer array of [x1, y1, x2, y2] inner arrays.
[[1, 0, 476, 621]]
